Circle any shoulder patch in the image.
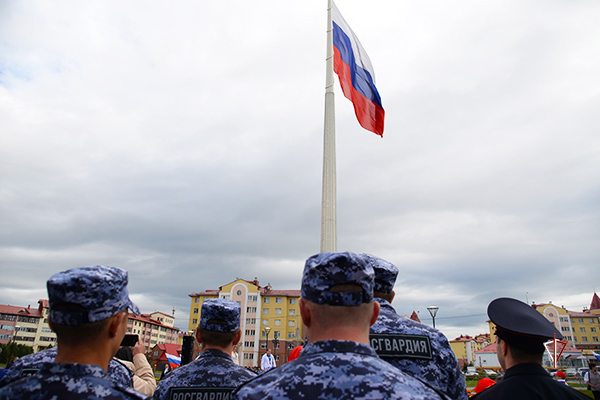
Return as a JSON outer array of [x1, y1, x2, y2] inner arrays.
[[169, 387, 236, 400], [370, 333, 433, 359]]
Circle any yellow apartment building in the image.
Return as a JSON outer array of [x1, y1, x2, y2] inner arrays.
[[188, 278, 303, 367]]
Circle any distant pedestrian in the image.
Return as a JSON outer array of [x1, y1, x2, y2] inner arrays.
[[585, 364, 600, 400], [261, 348, 276, 372]]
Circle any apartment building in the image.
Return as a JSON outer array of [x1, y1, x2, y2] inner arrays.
[[449, 333, 491, 368], [127, 312, 181, 348], [0, 300, 56, 352], [188, 278, 303, 368], [532, 293, 600, 351]]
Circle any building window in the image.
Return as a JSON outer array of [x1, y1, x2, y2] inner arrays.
[[581, 328, 586, 333], [561, 327, 570, 332], [247, 307, 257, 313], [261, 342, 266, 349], [275, 298, 282, 303], [221, 295, 230, 299], [591, 327, 597, 333], [246, 318, 256, 325], [192, 319, 198, 325], [194, 298, 199, 303], [288, 332, 295, 339], [263, 309, 269, 315], [262, 319, 268, 326], [579, 318, 584, 323], [274, 320, 281, 326], [193, 308, 198, 314], [275, 308, 282, 315], [274, 331, 280, 338], [237, 290, 242, 296], [264, 298, 270, 304], [590, 318, 596, 324], [582, 337, 588, 342], [593, 337, 599, 342], [289, 309, 295, 316], [289, 298, 296, 305], [244, 329, 255, 336], [289, 320, 295, 327], [248, 295, 257, 302], [548, 313, 554, 317]]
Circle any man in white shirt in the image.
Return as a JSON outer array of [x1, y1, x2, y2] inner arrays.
[[261, 349, 276, 372]]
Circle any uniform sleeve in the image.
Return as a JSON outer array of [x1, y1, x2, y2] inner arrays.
[[131, 354, 157, 396]]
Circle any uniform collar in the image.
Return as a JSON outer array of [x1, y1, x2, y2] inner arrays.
[[199, 349, 233, 360], [300, 340, 377, 358], [503, 363, 550, 379]]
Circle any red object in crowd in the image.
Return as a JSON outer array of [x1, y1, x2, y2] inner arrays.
[[288, 346, 303, 362], [473, 378, 496, 394]]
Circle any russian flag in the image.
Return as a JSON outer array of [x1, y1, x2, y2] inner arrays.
[[166, 353, 181, 369], [332, 2, 384, 137]]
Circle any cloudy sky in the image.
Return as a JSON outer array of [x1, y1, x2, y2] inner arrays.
[[1, 0, 599, 340]]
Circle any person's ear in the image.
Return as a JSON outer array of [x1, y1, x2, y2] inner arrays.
[[369, 301, 381, 327], [390, 290, 395, 302], [299, 298, 312, 327], [232, 330, 242, 345], [108, 312, 127, 338]]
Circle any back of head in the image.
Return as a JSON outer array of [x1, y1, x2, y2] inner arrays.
[[197, 299, 241, 348], [47, 265, 140, 346], [301, 251, 376, 330], [488, 297, 561, 360], [359, 253, 398, 301]]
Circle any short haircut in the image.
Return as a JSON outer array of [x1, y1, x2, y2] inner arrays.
[[307, 300, 373, 330], [498, 336, 543, 364], [197, 325, 239, 348], [51, 303, 118, 346]]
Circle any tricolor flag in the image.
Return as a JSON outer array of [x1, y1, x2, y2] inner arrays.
[[592, 350, 600, 362], [332, 1, 384, 137], [166, 353, 181, 369]]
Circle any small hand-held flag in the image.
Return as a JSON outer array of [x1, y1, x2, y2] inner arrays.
[[332, 1, 384, 137]]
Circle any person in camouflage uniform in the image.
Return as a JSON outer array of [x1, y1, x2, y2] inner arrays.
[[0, 265, 147, 400], [0, 346, 134, 388], [362, 253, 467, 400], [154, 298, 256, 400], [233, 251, 448, 400]]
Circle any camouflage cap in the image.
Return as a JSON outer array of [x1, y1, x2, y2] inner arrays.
[[200, 299, 241, 333], [359, 253, 398, 293], [47, 265, 140, 326], [301, 251, 374, 306]]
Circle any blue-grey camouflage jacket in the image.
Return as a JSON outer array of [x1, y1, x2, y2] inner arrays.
[[370, 299, 467, 400], [233, 340, 447, 400], [154, 349, 256, 400], [0, 362, 147, 399], [0, 347, 133, 389]]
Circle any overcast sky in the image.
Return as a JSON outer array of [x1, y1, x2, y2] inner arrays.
[[1, 0, 599, 340]]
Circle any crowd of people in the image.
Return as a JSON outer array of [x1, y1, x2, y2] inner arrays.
[[0, 252, 597, 399]]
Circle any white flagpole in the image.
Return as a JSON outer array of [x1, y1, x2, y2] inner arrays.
[[320, 0, 337, 252]]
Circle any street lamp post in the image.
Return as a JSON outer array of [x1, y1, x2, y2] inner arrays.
[[8, 325, 20, 363], [264, 327, 271, 352], [427, 306, 439, 328]]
